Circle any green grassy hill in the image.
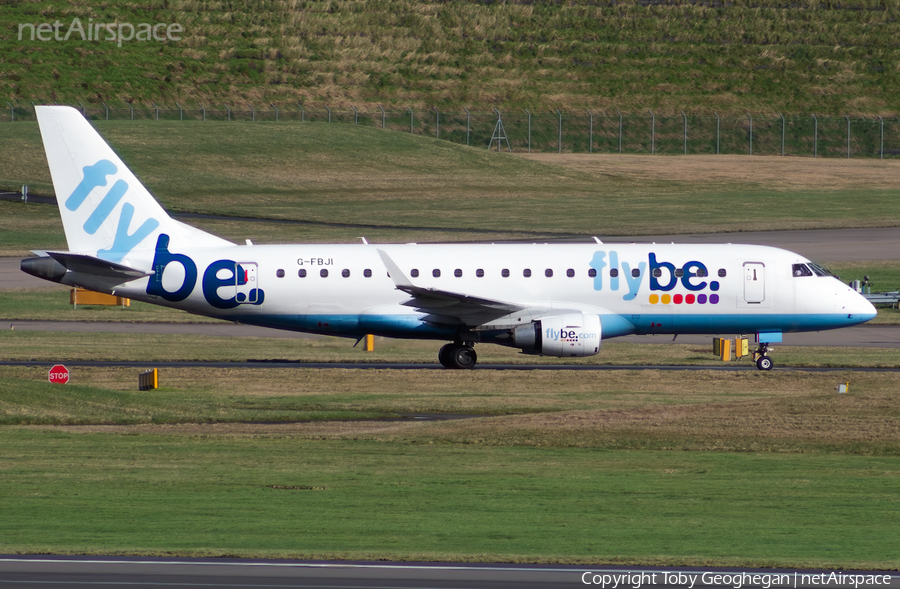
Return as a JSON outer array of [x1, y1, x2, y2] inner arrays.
[[4, 119, 900, 256], [3, 0, 900, 115]]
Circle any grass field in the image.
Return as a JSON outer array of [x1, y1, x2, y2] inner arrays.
[[5, 1, 900, 115], [3, 120, 900, 258], [1, 430, 897, 567], [1, 364, 898, 566]]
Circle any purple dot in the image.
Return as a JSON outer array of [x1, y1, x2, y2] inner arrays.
[[710, 294, 719, 304], [698, 294, 707, 304]]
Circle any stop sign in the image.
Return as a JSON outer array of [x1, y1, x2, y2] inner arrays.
[[48, 364, 69, 384]]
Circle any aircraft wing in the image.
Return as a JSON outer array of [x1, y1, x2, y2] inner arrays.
[[377, 249, 525, 325]]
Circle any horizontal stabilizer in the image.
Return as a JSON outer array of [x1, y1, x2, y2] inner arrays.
[[46, 251, 153, 280]]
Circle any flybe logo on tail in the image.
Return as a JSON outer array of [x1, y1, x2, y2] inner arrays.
[[589, 251, 721, 303], [67, 160, 160, 262]]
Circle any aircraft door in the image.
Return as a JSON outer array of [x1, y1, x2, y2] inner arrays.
[[743, 262, 765, 303], [235, 262, 259, 304]]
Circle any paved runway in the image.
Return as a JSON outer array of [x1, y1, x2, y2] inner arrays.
[[1, 556, 897, 589], [603, 227, 900, 262], [4, 359, 900, 372]]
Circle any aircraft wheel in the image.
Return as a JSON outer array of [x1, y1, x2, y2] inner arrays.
[[438, 344, 455, 368], [451, 345, 477, 369], [756, 356, 774, 371]]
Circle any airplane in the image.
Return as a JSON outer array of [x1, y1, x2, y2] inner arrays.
[[21, 105, 877, 370]]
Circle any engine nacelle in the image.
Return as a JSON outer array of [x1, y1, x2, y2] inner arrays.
[[512, 312, 601, 357]]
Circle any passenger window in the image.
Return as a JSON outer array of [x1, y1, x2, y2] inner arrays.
[[566, 269, 575, 277], [718, 269, 727, 277], [410, 269, 419, 278], [433, 269, 441, 278], [320, 269, 328, 278], [792, 263, 813, 277], [364, 269, 372, 278], [631, 268, 641, 277], [342, 269, 350, 278], [298, 269, 307, 278], [476, 269, 484, 277], [523, 269, 532, 278], [675, 269, 684, 278], [588, 269, 597, 278], [276, 269, 285, 278], [652, 268, 662, 278], [502, 269, 510, 277], [609, 269, 618, 277], [545, 269, 553, 277], [454, 269, 463, 277], [696, 268, 708, 277]]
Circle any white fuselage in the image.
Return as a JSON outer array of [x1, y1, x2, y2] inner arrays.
[[93, 241, 874, 343]]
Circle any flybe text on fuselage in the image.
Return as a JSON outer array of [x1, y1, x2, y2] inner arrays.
[[147, 234, 265, 308], [589, 250, 721, 303], [546, 328, 597, 342]]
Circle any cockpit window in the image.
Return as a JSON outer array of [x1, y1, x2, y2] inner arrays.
[[792, 264, 814, 277], [794, 263, 833, 277], [808, 262, 833, 277]]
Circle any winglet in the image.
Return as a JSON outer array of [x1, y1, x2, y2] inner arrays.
[[377, 249, 414, 290]]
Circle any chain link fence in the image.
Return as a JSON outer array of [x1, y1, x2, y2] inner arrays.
[[5, 101, 899, 158]]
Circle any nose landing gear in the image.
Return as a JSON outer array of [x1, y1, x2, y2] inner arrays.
[[753, 343, 774, 371], [438, 343, 478, 369]]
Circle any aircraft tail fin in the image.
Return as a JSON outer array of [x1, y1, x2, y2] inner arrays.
[[35, 105, 232, 262]]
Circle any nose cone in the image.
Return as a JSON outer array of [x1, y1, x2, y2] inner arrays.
[[841, 287, 877, 325]]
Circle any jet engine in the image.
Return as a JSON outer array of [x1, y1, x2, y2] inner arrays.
[[512, 312, 602, 357]]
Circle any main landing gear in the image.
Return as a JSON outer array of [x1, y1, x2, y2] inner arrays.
[[754, 343, 774, 371], [439, 343, 477, 369]]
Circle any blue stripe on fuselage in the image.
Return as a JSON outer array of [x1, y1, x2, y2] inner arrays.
[[216, 312, 871, 341]]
